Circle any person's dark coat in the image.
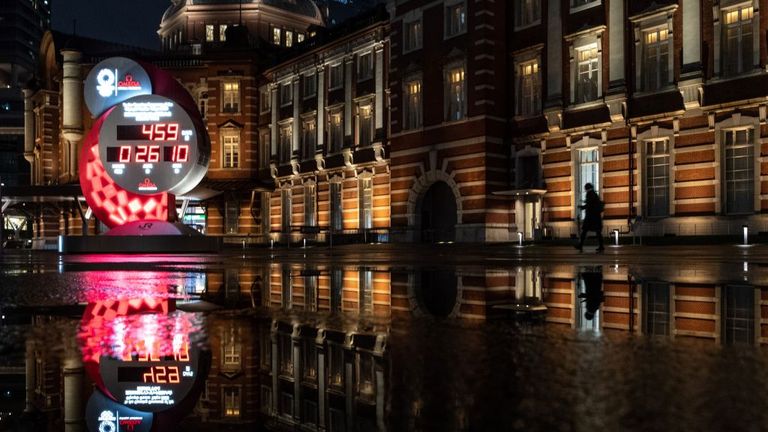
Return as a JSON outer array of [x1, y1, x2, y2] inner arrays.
[[580, 190, 603, 231]]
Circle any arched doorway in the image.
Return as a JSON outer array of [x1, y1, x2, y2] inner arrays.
[[417, 268, 458, 317], [419, 181, 457, 242]]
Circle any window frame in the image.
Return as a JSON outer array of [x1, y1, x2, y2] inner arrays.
[[219, 24, 228, 42], [357, 51, 374, 82], [403, 76, 423, 130], [444, 63, 467, 122], [221, 80, 240, 114], [278, 121, 293, 164], [567, 30, 604, 107], [329, 63, 344, 90], [642, 138, 671, 218], [303, 72, 317, 99], [304, 183, 317, 228], [444, 0, 468, 39], [403, 18, 423, 53], [224, 200, 239, 234], [281, 188, 292, 233], [721, 126, 756, 215], [280, 82, 293, 107], [205, 24, 215, 42], [515, 0, 541, 30], [570, 0, 602, 14], [355, 100, 374, 147], [359, 176, 373, 230], [515, 55, 542, 118], [301, 115, 317, 160], [260, 86, 271, 114], [221, 127, 241, 169], [327, 106, 344, 153]]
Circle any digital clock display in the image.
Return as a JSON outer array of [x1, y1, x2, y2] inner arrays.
[[98, 94, 208, 196]]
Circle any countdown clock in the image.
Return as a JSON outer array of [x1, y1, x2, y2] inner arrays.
[[98, 94, 207, 196]]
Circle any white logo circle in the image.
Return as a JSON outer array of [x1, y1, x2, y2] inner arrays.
[[96, 69, 116, 98]]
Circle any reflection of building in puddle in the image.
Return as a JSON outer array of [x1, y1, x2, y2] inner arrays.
[[543, 266, 768, 345], [193, 309, 388, 429]]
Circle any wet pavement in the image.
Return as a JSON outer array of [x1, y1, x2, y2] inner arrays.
[[1, 244, 768, 431]]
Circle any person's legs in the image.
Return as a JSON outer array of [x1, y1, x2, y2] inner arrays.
[[596, 228, 605, 251], [577, 228, 587, 251]]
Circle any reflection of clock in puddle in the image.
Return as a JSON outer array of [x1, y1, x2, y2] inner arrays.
[[78, 298, 211, 429]]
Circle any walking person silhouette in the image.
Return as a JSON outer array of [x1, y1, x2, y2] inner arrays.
[[575, 183, 604, 253]]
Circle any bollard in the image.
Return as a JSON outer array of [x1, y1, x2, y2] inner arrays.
[[303, 238, 307, 248], [743, 225, 749, 245], [242, 239, 246, 249], [517, 232, 523, 247], [270, 239, 274, 249], [613, 229, 619, 246]]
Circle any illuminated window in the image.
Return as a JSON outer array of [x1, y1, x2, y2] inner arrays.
[[197, 91, 208, 119], [303, 183, 316, 227], [404, 79, 422, 129], [285, 30, 294, 47], [222, 81, 240, 113], [445, 1, 467, 38], [359, 177, 373, 230], [205, 24, 214, 42], [329, 64, 343, 89], [272, 26, 282, 45], [303, 73, 316, 98], [330, 183, 343, 231], [356, 103, 373, 146], [303, 338, 318, 381], [328, 109, 343, 152], [297, 33, 305, 43], [222, 129, 240, 168], [445, 66, 466, 121], [280, 82, 293, 106], [279, 123, 292, 163], [517, 59, 540, 116], [576, 148, 599, 220], [723, 128, 755, 214], [644, 139, 669, 217], [643, 28, 670, 91], [515, 0, 540, 28], [302, 117, 316, 159], [219, 24, 228, 41], [223, 387, 241, 417], [722, 5, 754, 77], [575, 44, 599, 103], [357, 51, 373, 81], [403, 19, 422, 52], [260, 191, 271, 235]]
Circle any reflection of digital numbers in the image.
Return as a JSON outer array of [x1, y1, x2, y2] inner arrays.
[[122, 341, 190, 362], [143, 366, 180, 384]]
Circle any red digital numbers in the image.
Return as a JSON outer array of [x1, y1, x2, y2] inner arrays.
[[119, 145, 161, 163], [141, 123, 179, 141], [119, 146, 132, 163], [172, 145, 189, 163], [142, 366, 181, 384]]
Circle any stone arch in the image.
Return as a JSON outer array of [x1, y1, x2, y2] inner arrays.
[[406, 169, 463, 227], [39, 31, 58, 90]]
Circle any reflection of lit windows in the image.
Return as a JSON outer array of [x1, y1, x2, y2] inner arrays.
[[222, 129, 240, 169], [285, 30, 294, 47], [223, 387, 241, 417], [272, 27, 282, 45], [328, 343, 344, 388], [331, 268, 343, 313], [222, 81, 240, 113], [219, 24, 228, 42], [297, 33, 305, 43], [359, 269, 373, 314], [260, 386, 272, 414], [643, 282, 670, 336], [356, 352, 375, 398], [222, 327, 241, 367], [205, 24, 214, 42], [278, 333, 293, 376], [303, 338, 317, 380], [723, 285, 755, 345], [260, 327, 272, 369]]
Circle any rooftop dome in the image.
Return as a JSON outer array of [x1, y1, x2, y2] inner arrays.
[[162, 0, 323, 23]]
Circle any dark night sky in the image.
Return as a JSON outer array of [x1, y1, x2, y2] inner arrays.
[[51, 0, 171, 50]]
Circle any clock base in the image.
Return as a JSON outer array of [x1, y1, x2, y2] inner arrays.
[[58, 222, 222, 254]]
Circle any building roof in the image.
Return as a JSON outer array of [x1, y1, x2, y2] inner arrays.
[[162, 0, 323, 23]]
